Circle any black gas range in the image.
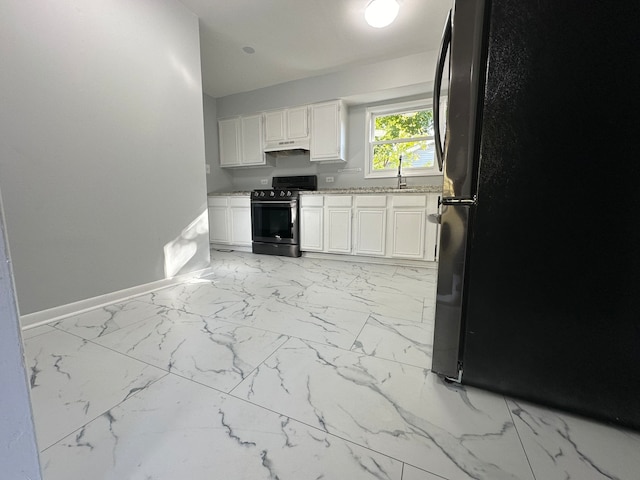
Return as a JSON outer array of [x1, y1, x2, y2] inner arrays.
[[250, 176, 317, 257]]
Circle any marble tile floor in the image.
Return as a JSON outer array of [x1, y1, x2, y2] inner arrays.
[[22, 249, 640, 480]]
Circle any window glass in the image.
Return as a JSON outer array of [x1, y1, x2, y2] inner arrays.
[[365, 100, 443, 178]]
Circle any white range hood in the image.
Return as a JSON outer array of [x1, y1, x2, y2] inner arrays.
[[263, 137, 310, 154]]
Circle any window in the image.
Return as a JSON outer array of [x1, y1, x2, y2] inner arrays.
[[365, 99, 443, 178]]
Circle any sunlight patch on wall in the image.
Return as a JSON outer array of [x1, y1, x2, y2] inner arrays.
[[169, 52, 199, 92], [163, 209, 208, 278]]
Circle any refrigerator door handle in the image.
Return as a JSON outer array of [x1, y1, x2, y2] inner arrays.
[[441, 196, 477, 206], [433, 9, 452, 172]]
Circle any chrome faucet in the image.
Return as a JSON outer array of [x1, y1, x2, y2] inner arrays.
[[397, 155, 407, 189]]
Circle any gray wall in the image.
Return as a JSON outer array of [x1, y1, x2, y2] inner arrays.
[[0, 193, 42, 479], [216, 51, 436, 117], [0, 0, 210, 315], [208, 51, 443, 192]]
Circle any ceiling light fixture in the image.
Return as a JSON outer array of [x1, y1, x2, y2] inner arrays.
[[242, 46, 255, 54], [365, 0, 400, 28]]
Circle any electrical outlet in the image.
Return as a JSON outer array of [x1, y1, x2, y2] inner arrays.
[[260, 178, 268, 185], [205, 164, 211, 174], [325, 176, 334, 183]]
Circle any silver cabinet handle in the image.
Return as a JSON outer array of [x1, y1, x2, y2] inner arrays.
[[427, 213, 442, 224]]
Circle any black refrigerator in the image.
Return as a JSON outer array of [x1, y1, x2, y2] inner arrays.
[[431, 0, 640, 430]]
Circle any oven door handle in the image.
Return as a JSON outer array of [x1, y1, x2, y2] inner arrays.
[[251, 200, 297, 206]]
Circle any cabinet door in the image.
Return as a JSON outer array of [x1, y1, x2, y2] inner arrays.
[[309, 100, 347, 162], [326, 208, 352, 254], [218, 118, 240, 167], [354, 209, 386, 256], [208, 206, 230, 243], [240, 114, 264, 165], [311, 101, 341, 161], [300, 207, 323, 251], [287, 106, 309, 140], [230, 206, 252, 246], [391, 210, 426, 259], [264, 110, 285, 143]]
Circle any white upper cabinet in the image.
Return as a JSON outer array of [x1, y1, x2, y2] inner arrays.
[[264, 110, 286, 144], [285, 106, 309, 140], [219, 115, 269, 167], [263, 106, 309, 150], [310, 100, 347, 162], [218, 118, 241, 167], [240, 114, 265, 166], [221, 101, 347, 163]]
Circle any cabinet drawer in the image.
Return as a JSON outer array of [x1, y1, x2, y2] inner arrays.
[[229, 196, 250, 207], [208, 196, 229, 207], [301, 195, 324, 207], [392, 195, 427, 208], [326, 195, 352, 207], [355, 195, 387, 208]]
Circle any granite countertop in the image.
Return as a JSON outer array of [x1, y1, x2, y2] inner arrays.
[[207, 191, 252, 196], [304, 186, 442, 194], [208, 186, 442, 196]]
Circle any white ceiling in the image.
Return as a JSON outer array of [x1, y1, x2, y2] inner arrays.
[[179, 0, 452, 98]]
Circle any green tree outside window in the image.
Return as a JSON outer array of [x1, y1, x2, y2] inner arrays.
[[372, 109, 435, 171]]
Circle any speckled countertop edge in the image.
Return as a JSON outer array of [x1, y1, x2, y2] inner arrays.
[[207, 185, 442, 196], [302, 185, 442, 194], [207, 191, 253, 196]]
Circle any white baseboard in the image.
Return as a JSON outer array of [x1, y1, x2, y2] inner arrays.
[[20, 267, 212, 330]]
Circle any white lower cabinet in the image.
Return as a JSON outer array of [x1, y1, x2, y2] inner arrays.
[[390, 195, 426, 259], [300, 195, 324, 251], [299, 192, 440, 262], [325, 195, 352, 254], [208, 196, 251, 246], [301, 195, 352, 254], [208, 197, 231, 243], [353, 195, 387, 257], [229, 197, 252, 246]]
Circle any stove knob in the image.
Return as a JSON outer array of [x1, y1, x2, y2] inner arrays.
[[280, 191, 285, 197], [260, 191, 265, 197], [254, 191, 258, 197], [269, 191, 275, 197], [287, 191, 292, 197]]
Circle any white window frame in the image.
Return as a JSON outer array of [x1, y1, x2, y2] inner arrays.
[[364, 99, 442, 179]]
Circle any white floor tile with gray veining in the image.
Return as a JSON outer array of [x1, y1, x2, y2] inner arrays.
[[23, 249, 640, 479], [351, 313, 434, 368], [40, 374, 403, 480], [507, 399, 640, 480], [24, 329, 167, 451], [93, 309, 289, 392], [232, 337, 534, 480]]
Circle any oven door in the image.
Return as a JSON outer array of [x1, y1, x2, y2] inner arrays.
[[251, 199, 298, 245]]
